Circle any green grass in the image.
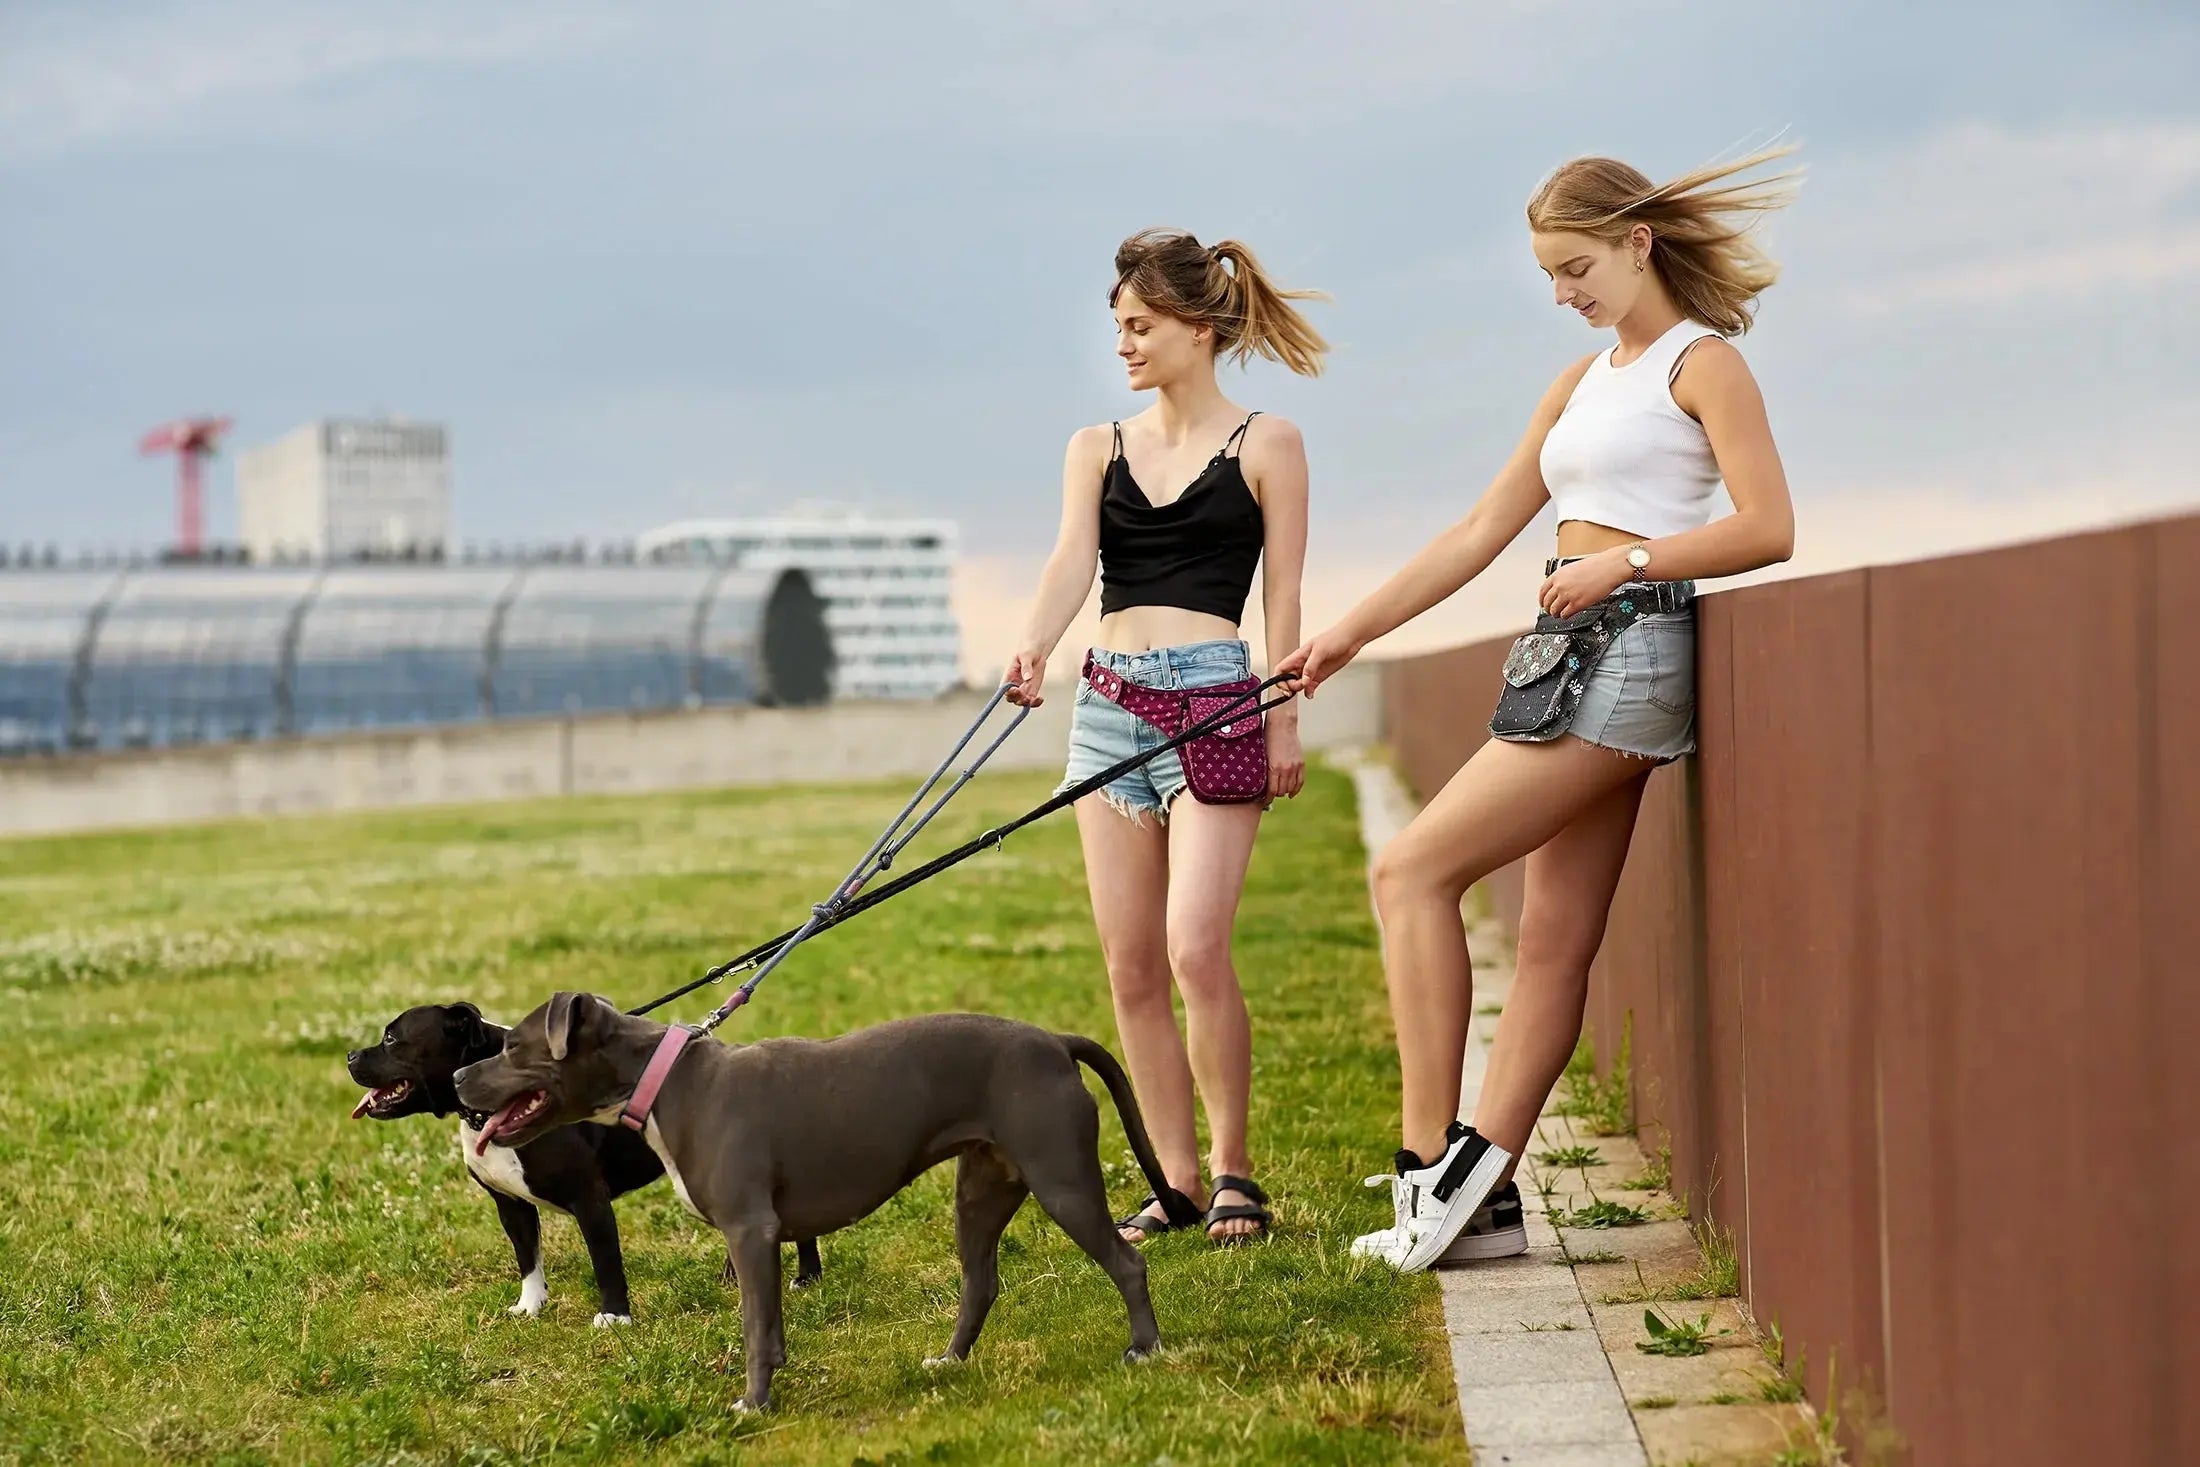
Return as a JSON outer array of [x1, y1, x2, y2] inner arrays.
[[1634, 1308, 1729, 1359], [1616, 1142, 1672, 1193], [1555, 1016, 1633, 1136], [1552, 1197, 1656, 1230], [1533, 1144, 1604, 1170], [0, 768, 1462, 1464]]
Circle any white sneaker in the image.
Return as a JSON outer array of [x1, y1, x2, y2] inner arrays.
[[1349, 1124, 1513, 1273], [1351, 1178, 1527, 1264]]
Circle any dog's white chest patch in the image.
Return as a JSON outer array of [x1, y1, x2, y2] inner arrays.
[[642, 1117, 706, 1220], [459, 1119, 542, 1205]]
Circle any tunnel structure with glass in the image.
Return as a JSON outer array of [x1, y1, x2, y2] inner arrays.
[[0, 563, 836, 756]]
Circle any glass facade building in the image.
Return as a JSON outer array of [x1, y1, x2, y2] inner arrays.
[[0, 563, 833, 757]]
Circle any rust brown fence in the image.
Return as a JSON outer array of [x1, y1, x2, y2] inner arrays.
[[1380, 516, 2198, 1467]]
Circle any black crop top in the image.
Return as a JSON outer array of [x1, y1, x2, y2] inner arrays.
[[1097, 412, 1265, 623]]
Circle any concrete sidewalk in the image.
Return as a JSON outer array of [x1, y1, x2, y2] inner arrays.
[[1339, 751, 1818, 1467]]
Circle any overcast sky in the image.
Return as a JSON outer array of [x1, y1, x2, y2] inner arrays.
[[5, 1, 2195, 665]]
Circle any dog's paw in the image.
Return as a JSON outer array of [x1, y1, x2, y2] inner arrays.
[[1123, 1342, 1163, 1364], [730, 1397, 758, 1415], [591, 1313, 632, 1328], [509, 1270, 548, 1318], [921, 1353, 964, 1370]]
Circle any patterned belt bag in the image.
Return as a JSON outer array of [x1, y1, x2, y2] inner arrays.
[[1488, 584, 1686, 743], [1081, 654, 1269, 804]]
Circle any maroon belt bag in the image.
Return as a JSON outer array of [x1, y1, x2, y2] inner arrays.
[[1081, 654, 1268, 805]]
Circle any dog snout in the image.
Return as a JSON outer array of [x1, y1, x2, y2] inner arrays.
[[453, 1058, 493, 1106]]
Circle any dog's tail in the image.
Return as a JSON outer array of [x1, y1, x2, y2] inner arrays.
[[1059, 1033, 1199, 1228]]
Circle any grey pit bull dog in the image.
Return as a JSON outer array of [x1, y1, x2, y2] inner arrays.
[[453, 992, 1177, 1412]]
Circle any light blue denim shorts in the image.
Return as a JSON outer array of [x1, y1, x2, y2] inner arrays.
[[1054, 638, 1254, 822], [1568, 595, 1697, 762]]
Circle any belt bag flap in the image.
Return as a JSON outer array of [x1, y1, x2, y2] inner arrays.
[[1502, 633, 1572, 688], [1180, 677, 1268, 804], [1186, 688, 1262, 739]]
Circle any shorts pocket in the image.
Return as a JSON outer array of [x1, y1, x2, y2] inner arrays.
[[1643, 618, 1695, 714]]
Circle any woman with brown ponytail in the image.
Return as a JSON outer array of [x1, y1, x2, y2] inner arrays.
[[1005, 229, 1326, 1245], [1281, 149, 1801, 1272]]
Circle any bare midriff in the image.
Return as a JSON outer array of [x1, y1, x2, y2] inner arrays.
[[1093, 605, 1243, 656], [1554, 518, 1646, 558]]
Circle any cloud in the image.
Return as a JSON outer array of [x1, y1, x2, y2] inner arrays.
[[1808, 120, 2200, 316], [0, 3, 623, 157]]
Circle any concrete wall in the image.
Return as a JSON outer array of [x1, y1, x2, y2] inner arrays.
[[0, 662, 1383, 838], [1380, 515, 2200, 1467]]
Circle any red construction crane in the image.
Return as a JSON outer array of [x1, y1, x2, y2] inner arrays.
[[139, 416, 234, 557]]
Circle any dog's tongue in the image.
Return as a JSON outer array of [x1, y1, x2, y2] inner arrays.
[[475, 1097, 529, 1155], [351, 1091, 376, 1119]]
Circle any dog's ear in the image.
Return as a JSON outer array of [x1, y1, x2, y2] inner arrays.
[[545, 991, 594, 1061], [446, 1002, 488, 1050]]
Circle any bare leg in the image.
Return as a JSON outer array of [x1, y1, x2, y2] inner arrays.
[[1074, 797, 1207, 1238], [1164, 795, 1265, 1239], [1475, 776, 1647, 1163], [1371, 736, 1650, 1164]]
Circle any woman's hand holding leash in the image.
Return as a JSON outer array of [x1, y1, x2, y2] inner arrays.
[[1274, 627, 1362, 698], [1537, 549, 1632, 619], [1003, 649, 1049, 707]]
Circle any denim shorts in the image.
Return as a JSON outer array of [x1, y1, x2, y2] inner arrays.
[[1054, 638, 1255, 822], [1565, 594, 1697, 762]]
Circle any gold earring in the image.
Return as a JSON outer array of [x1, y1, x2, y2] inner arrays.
[[1634, 255, 1644, 272]]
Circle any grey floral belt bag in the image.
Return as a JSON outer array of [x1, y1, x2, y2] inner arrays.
[[1489, 581, 1692, 742]]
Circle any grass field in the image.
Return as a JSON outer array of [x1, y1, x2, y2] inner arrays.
[[0, 765, 1465, 1465]]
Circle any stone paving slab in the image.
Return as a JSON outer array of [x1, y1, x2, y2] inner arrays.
[[1635, 1403, 1812, 1465]]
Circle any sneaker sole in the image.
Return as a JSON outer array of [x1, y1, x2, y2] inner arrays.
[[1399, 1144, 1512, 1272], [1438, 1225, 1529, 1263]]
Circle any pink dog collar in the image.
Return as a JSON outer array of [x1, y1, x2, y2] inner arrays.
[[619, 1025, 694, 1131]]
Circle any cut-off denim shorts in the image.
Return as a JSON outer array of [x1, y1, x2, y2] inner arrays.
[[1555, 583, 1698, 763], [1054, 638, 1254, 823]]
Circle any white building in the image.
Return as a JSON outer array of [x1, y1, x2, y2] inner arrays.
[[238, 419, 451, 564], [637, 513, 962, 700]]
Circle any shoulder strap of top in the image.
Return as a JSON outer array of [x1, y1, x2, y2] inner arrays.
[[1658, 323, 1723, 387], [1109, 422, 1124, 461], [1222, 410, 1261, 457]]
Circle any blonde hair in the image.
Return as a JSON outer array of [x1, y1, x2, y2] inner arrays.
[[1110, 229, 1329, 376], [1526, 145, 1801, 335]]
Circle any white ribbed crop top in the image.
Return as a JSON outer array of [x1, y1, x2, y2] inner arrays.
[[1538, 318, 1726, 540]]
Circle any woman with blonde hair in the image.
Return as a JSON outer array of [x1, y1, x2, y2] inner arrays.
[[1280, 149, 1800, 1271], [1006, 229, 1325, 1244]]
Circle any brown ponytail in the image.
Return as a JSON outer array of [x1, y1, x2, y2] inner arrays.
[[1526, 145, 1802, 335], [1110, 229, 1329, 376]]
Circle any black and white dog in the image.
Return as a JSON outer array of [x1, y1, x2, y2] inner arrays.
[[346, 1002, 822, 1324]]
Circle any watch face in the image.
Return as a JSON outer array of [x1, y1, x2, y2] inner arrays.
[[1628, 548, 1650, 569]]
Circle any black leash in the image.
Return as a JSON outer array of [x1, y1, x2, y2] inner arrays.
[[628, 673, 1296, 1020]]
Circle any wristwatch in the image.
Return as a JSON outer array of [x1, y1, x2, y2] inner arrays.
[[1625, 542, 1652, 577]]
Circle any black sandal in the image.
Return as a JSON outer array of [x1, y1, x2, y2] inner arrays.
[[1203, 1175, 1273, 1244], [1116, 1186, 1204, 1242]]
